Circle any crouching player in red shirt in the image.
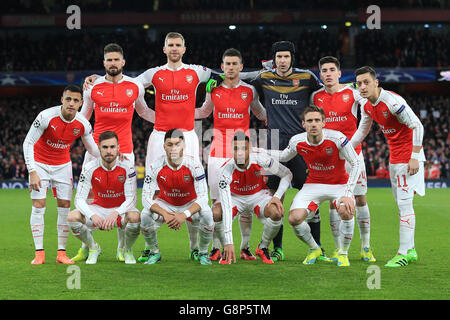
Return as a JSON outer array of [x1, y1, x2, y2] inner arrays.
[[215, 131, 292, 264], [140, 129, 214, 266], [67, 131, 141, 264], [264, 106, 360, 267]]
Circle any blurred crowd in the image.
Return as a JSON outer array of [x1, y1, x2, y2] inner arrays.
[[0, 93, 448, 181], [355, 29, 449, 68], [2, 26, 449, 72], [4, 0, 448, 14], [0, 28, 342, 72]]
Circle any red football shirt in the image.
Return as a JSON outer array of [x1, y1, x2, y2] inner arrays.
[[311, 84, 362, 154], [136, 63, 211, 132]]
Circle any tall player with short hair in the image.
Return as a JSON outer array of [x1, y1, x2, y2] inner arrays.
[[140, 129, 214, 266], [215, 131, 292, 264], [352, 66, 425, 267], [68, 131, 141, 264], [263, 106, 360, 267], [73, 43, 155, 263], [311, 56, 375, 262], [23, 85, 100, 265], [194, 48, 267, 261]]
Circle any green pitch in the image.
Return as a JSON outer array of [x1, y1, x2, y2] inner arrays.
[[0, 188, 448, 300]]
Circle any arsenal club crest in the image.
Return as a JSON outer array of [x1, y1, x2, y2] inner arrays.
[[186, 75, 193, 83], [382, 110, 389, 119], [183, 174, 192, 182], [342, 94, 350, 102], [292, 79, 300, 87], [73, 128, 80, 136], [241, 92, 248, 100], [325, 147, 334, 155], [118, 174, 126, 182], [126, 89, 133, 97]]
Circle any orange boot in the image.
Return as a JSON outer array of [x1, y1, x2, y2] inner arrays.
[[56, 250, 75, 264], [31, 250, 45, 265]]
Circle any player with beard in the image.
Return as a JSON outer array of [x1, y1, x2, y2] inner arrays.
[[71, 43, 155, 263], [68, 131, 140, 265]]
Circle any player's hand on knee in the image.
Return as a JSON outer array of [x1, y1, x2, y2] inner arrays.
[[103, 211, 119, 231], [29, 171, 42, 191], [163, 212, 178, 230], [169, 213, 186, 230], [90, 214, 105, 230], [337, 196, 355, 218], [267, 196, 284, 216], [222, 244, 236, 264]]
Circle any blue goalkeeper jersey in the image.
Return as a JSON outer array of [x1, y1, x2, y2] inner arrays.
[[250, 68, 322, 136]]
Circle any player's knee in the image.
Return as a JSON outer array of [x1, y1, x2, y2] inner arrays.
[[339, 211, 354, 220], [267, 207, 282, 221], [67, 210, 83, 223], [140, 210, 154, 230], [288, 209, 305, 226], [56, 199, 71, 208], [126, 211, 140, 224], [355, 195, 367, 207], [32, 199, 46, 209]]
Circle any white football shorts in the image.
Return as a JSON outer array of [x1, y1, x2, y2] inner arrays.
[[389, 161, 425, 200], [30, 161, 73, 200], [82, 204, 139, 229], [290, 183, 351, 219]]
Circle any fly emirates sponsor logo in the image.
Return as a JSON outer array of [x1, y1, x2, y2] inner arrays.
[[161, 89, 189, 102], [46, 139, 70, 149], [164, 188, 191, 198], [234, 183, 259, 192], [326, 111, 347, 123], [100, 102, 128, 113], [309, 162, 335, 171], [97, 189, 124, 199], [271, 93, 298, 106], [379, 124, 397, 135], [217, 107, 244, 119]]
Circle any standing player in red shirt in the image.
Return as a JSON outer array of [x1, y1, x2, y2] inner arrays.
[[67, 131, 141, 264], [23, 85, 100, 265], [135, 32, 220, 261], [264, 106, 360, 267], [310, 56, 375, 263], [140, 129, 214, 266], [74, 43, 155, 263], [352, 66, 425, 268], [194, 48, 267, 261], [215, 131, 292, 264]]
